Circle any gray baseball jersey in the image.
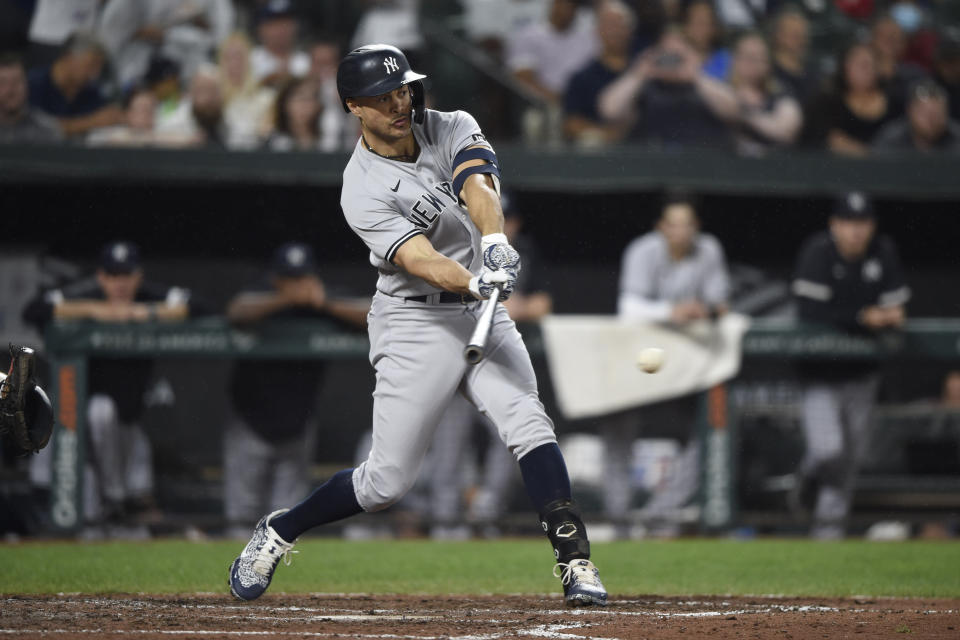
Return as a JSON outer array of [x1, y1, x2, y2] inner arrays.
[[340, 109, 492, 298], [337, 108, 557, 513]]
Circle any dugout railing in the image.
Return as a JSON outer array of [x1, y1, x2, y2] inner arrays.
[[41, 317, 960, 536]]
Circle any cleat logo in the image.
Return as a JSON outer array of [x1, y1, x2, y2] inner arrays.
[[384, 57, 399, 74], [555, 524, 577, 538], [541, 521, 548, 532]]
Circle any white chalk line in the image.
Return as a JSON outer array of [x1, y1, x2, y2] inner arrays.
[[0, 631, 501, 639], [3, 597, 958, 640], [15, 598, 955, 617]]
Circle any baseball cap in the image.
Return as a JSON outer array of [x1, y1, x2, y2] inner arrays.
[[909, 79, 948, 103], [832, 191, 875, 220], [257, 0, 296, 23], [99, 241, 141, 274], [271, 242, 316, 277]]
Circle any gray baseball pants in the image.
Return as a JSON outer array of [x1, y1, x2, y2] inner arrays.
[[800, 375, 879, 532], [428, 394, 516, 525], [223, 415, 319, 529], [352, 292, 557, 512]]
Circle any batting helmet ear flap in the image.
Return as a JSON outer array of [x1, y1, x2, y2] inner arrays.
[[409, 79, 425, 124]]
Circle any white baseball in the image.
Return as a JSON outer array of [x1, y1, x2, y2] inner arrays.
[[636, 347, 665, 373]]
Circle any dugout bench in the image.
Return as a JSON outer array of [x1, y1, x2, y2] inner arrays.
[[43, 318, 960, 535]]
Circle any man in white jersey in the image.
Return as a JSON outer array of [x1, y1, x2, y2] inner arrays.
[[228, 44, 607, 607]]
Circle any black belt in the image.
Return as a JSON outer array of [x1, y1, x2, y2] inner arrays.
[[405, 292, 469, 304]]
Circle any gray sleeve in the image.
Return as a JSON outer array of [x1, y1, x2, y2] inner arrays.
[[700, 236, 731, 305], [342, 191, 422, 265], [618, 237, 656, 298], [444, 110, 493, 170]]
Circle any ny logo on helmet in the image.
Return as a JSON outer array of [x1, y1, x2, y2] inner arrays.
[[383, 57, 399, 74]]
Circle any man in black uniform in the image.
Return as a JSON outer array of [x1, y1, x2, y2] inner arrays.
[[791, 192, 910, 538], [23, 241, 194, 533], [223, 243, 368, 537]]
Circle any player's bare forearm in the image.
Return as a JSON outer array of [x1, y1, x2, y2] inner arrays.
[[325, 298, 371, 329], [227, 292, 293, 324], [53, 299, 117, 320], [460, 173, 503, 236], [394, 234, 474, 295], [504, 291, 553, 322], [151, 302, 188, 322], [58, 105, 124, 136]]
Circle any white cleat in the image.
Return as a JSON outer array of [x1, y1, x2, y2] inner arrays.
[[554, 558, 608, 607], [228, 509, 297, 600]]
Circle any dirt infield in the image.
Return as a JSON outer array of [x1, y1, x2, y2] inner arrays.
[[1, 594, 957, 640]]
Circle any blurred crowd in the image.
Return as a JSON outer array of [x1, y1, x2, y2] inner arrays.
[[0, 0, 958, 154]]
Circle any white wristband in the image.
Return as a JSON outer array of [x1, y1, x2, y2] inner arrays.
[[481, 233, 508, 251], [468, 275, 482, 299]]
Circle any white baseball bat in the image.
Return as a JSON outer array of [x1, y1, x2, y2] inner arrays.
[[463, 286, 502, 365]]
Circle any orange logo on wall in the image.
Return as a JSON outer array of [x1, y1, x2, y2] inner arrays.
[[58, 366, 77, 431]]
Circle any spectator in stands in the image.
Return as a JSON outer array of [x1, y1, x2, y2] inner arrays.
[[727, 31, 803, 155], [563, 0, 635, 146], [807, 42, 901, 156], [86, 86, 159, 146], [873, 80, 960, 152], [350, 0, 424, 69], [143, 56, 183, 123], [714, 0, 784, 30], [681, 0, 730, 80], [611, 194, 730, 538], [156, 64, 228, 148], [22, 241, 195, 537], [223, 242, 369, 538], [869, 13, 927, 106], [0, 52, 61, 144], [834, 0, 876, 21], [791, 192, 909, 539], [217, 32, 275, 150], [308, 39, 358, 151], [250, 0, 310, 88], [26, 0, 101, 68], [597, 29, 736, 150], [626, 0, 667, 54], [27, 32, 123, 139], [266, 77, 322, 151], [506, 0, 598, 105], [933, 37, 960, 121], [769, 5, 821, 106], [98, 0, 235, 88], [890, 1, 937, 72]]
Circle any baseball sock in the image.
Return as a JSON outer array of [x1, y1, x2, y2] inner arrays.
[[270, 469, 362, 543], [519, 442, 591, 563], [518, 442, 571, 512]]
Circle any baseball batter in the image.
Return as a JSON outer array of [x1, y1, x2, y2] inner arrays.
[[229, 44, 607, 607]]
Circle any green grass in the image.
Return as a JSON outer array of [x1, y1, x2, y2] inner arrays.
[[1, 538, 958, 597]]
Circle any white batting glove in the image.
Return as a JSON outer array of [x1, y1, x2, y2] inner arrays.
[[469, 268, 516, 301], [480, 233, 521, 274]]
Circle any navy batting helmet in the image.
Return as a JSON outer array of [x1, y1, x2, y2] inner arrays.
[[337, 44, 428, 124]]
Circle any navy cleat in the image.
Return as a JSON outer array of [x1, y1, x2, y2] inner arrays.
[[554, 559, 608, 607], [228, 509, 297, 600]]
